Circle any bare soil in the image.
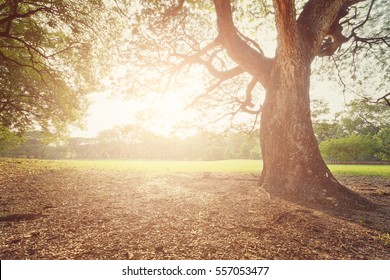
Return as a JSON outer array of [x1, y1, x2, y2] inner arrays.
[[1, 161, 389, 259]]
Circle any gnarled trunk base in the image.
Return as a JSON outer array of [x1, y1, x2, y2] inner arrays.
[[259, 162, 369, 209]]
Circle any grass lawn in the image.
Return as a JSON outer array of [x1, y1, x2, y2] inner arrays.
[[1, 158, 389, 177], [328, 164, 390, 178]]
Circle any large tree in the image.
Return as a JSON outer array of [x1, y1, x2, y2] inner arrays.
[[119, 0, 389, 206], [0, 0, 114, 140]]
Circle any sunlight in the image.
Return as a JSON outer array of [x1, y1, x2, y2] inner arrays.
[[71, 68, 347, 139], [71, 71, 203, 138], [142, 89, 200, 137]]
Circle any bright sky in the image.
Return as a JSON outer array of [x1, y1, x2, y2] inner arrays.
[[70, 78, 348, 138], [71, 90, 195, 138], [70, 52, 352, 140]]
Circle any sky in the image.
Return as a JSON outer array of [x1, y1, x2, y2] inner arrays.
[[70, 90, 198, 138], [70, 78, 349, 139]]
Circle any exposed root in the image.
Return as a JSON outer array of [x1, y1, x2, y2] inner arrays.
[[261, 179, 377, 211]]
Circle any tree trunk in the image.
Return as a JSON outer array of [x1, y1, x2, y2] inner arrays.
[[212, 0, 373, 208], [259, 54, 365, 206]]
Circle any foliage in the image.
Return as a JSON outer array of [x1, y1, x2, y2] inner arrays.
[[339, 100, 390, 135], [113, 0, 389, 132], [0, 125, 22, 150], [0, 0, 115, 138], [0, 130, 64, 159], [319, 134, 378, 163], [311, 98, 345, 142], [312, 98, 390, 142], [0, 126, 260, 160], [312, 97, 389, 163], [374, 127, 390, 161], [318, 0, 390, 103]]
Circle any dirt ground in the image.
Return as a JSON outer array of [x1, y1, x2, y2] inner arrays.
[[0, 161, 389, 259]]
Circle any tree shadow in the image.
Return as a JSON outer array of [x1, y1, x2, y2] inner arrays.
[[278, 181, 390, 237]]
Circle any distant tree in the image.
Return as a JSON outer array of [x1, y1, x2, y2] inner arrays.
[[250, 145, 262, 160], [45, 144, 67, 159], [312, 98, 390, 144], [311, 99, 344, 143], [313, 121, 345, 143], [0, 125, 22, 151], [67, 137, 97, 159], [206, 145, 225, 160], [314, 98, 389, 162], [339, 99, 390, 135], [1, 131, 47, 158], [97, 128, 123, 159], [320, 134, 378, 162], [239, 142, 251, 159], [374, 127, 390, 161]]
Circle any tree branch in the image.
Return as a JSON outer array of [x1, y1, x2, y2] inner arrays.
[[242, 77, 257, 108], [185, 80, 224, 108], [172, 38, 221, 72], [163, 0, 186, 21], [185, 64, 246, 109], [297, 0, 348, 59], [0, 50, 46, 80], [273, 0, 298, 55], [377, 93, 390, 107], [213, 0, 273, 88], [348, 0, 375, 40], [0, 7, 50, 25], [315, 0, 380, 57], [202, 61, 243, 80], [237, 78, 262, 115]]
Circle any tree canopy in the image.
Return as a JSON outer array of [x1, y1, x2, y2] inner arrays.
[[113, 0, 389, 123], [0, 0, 113, 139]]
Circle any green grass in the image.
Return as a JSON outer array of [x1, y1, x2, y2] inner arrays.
[[327, 164, 390, 178], [1, 158, 389, 177], [41, 159, 263, 173], [375, 233, 390, 246], [0, 158, 263, 174]]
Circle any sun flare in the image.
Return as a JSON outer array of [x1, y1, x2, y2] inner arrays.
[[73, 68, 206, 138]]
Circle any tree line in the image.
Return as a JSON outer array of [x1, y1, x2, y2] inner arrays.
[[0, 127, 261, 161], [1, 98, 389, 163]]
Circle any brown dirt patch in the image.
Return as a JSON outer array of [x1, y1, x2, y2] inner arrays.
[[0, 161, 389, 259]]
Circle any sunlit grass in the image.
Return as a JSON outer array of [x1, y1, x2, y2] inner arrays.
[[328, 164, 390, 178], [1, 158, 389, 177], [47, 159, 263, 173]]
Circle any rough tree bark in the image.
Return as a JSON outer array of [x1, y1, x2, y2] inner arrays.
[[213, 0, 370, 206], [259, 51, 349, 201]]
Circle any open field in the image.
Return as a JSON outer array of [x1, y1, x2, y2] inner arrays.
[[1, 158, 389, 259], [1, 159, 264, 174], [1, 158, 389, 177]]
